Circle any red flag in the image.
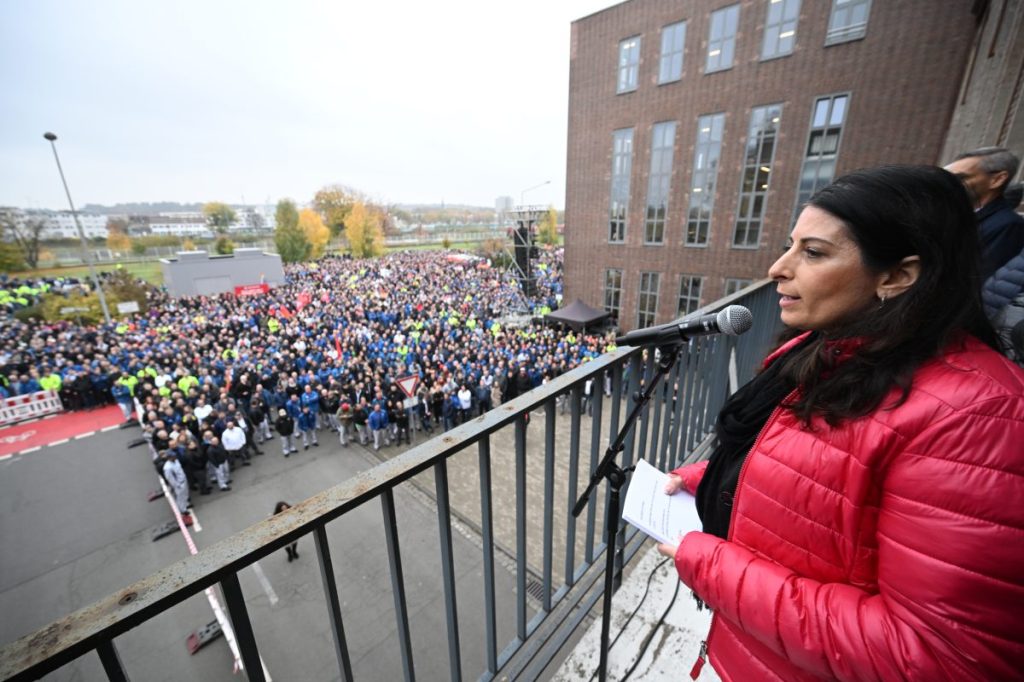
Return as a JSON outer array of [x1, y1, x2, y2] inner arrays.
[[279, 306, 292, 319], [335, 333, 342, 358]]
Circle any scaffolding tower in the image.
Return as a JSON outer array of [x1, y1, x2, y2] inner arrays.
[[505, 206, 544, 310]]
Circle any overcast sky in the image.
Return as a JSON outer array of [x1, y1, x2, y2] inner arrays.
[[0, 0, 615, 211]]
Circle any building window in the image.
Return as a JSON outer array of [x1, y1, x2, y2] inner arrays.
[[826, 0, 871, 45], [617, 36, 641, 93], [724, 278, 752, 296], [706, 4, 740, 73], [637, 272, 661, 328], [645, 121, 677, 244], [733, 104, 782, 248], [762, 0, 800, 59], [609, 128, 634, 242], [685, 113, 726, 246], [659, 21, 687, 83], [794, 94, 848, 217], [604, 269, 624, 320], [677, 275, 704, 316]]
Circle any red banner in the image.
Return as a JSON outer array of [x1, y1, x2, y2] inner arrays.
[[234, 283, 270, 297]]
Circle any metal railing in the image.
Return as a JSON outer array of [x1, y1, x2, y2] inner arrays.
[[0, 281, 782, 682]]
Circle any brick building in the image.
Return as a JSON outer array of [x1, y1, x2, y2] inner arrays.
[[564, 0, 985, 331]]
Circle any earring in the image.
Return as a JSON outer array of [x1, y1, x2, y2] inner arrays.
[[878, 294, 887, 310]]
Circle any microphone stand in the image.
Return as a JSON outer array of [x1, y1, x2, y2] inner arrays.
[[572, 343, 682, 682]]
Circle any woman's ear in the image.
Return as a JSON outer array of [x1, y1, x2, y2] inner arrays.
[[877, 255, 921, 301]]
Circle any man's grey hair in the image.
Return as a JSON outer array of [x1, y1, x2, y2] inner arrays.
[[954, 146, 1020, 192]]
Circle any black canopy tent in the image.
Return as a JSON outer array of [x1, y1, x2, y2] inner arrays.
[[544, 298, 611, 332]]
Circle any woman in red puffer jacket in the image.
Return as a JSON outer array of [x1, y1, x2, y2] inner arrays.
[[659, 165, 1024, 682]]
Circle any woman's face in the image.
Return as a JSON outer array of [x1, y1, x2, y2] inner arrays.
[[768, 206, 883, 333]]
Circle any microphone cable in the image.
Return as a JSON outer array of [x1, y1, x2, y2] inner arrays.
[[587, 555, 682, 681]]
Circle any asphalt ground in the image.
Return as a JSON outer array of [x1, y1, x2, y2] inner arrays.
[[0, 419, 522, 681]]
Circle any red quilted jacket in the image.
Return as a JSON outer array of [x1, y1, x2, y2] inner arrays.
[[672, 333, 1024, 681]]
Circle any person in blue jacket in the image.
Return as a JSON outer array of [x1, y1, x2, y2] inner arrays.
[[284, 393, 302, 420], [300, 384, 320, 430], [111, 375, 134, 422], [368, 403, 390, 450], [297, 405, 319, 450]]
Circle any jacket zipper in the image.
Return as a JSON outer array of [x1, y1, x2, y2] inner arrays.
[[692, 391, 796, 679]]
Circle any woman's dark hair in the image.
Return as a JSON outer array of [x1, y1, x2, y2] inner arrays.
[[779, 164, 999, 425]]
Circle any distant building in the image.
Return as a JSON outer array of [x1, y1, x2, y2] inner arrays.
[[232, 206, 277, 232], [564, 0, 1012, 331], [160, 248, 285, 297], [0, 208, 109, 240], [47, 212, 109, 239], [148, 213, 208, 237]]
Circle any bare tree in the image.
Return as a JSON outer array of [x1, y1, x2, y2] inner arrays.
[[0, 212, 46, 269]]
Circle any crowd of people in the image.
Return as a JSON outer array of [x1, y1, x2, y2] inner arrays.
[[0, 247, 619, 516], [3, 152, 1024, 678]]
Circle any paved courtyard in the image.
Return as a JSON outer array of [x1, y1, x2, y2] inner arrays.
[[0, 391, 711, 680]]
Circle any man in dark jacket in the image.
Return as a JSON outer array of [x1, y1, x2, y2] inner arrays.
[[204, 434, 230, 491], [185, 441, 210, 495], [352, 400, 369, 445], [274, 408, 297, 456], [946, 147, 1024, 280]]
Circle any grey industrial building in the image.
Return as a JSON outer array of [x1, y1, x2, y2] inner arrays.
[[160, 248, 285, 298]]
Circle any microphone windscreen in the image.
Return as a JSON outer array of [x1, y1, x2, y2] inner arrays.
[[716, 305, 753, 336]]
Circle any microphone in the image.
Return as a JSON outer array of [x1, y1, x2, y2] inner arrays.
[[615, 305, 753, 346]]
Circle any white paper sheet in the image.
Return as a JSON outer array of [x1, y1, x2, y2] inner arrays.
[[622, 459, 703, 544]]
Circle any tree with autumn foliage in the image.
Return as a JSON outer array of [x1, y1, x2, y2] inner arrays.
[[274, 199, 311, 263], [298, 209, 331, 259], [107, 230, 132, 253], [202, 202, 236, 233], [106, 217, 132, 253], [0, 212, 45, 269], [313, 185, 358, 237], [346, 201, 384, 258], [538, 206, 559, 245]]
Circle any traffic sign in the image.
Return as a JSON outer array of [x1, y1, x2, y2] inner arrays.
[[396, 374, 420, 399]]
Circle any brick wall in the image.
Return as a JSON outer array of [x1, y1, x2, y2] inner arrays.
[[566, 0, 976, 331]]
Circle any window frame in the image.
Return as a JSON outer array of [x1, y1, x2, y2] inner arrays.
[[793, 93, 850, 221], [724, 277, 753, 297], [617, 36, 642, 94], [637, 271, 661, 329], [644, 121, 677, 245], [761, 0, 801, 60], [658, 20, 687, 84], [825, 0, 871, 46], [608, 128, 634, 243], [732, 103, 783, 249], [603, 268, 624, 320], [705, 4, 741, 74], [677, 275, 704, 316], [685, 112, 726, 247]]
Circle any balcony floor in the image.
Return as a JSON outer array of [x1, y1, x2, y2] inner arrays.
[[553, 543, 721, 681]]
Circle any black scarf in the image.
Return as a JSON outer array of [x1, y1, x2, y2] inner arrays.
[[695, 336, 810, 539]]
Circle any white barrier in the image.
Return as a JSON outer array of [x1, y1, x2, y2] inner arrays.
[[0, 390, 63, 426]]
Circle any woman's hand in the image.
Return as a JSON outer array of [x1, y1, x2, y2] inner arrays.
[[657, 538, 680, 559], [664, 473, 683, 495]]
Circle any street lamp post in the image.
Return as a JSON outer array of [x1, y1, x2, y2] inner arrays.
[[43, 132, 112, 325], [519, 180, 551, 207]]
